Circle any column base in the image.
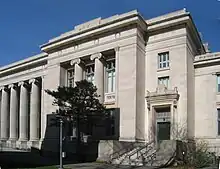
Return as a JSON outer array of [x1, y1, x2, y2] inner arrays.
[[0, 139, 7, 148], [27, 140, 40, 149], [16, 139, 29, 150], [7, 139, 17, 149]]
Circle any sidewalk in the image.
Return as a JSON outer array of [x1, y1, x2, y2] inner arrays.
[[64, 163, 156, 169]]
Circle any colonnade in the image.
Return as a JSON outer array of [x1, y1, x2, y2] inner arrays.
[[0, 78, 41, 143]]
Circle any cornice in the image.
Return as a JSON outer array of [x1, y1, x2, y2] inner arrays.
[[0, 68, 45, 87], [146, 9, 189, 26], [194, 52, 220, 67], [0, 53, 48, 76], [41, 11, 147, 53], [146, 85, 179, 108], [146, 9, 205, 55]]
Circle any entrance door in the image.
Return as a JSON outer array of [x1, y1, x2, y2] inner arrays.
[[157, 122, 170, 141]]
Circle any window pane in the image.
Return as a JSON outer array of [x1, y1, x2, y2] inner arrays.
[[159, 55, 161, 62], [163, 62, 166, 67], [158, 77, 169, 88], [163, 54, 166, 61], [108, 74, 112, 93], [218, 121, 220, 135], [217, 76, 220, 92], [106, 59, 116, 93], [217, 76, 220, 84], [218, 109, 220, 119], [112, 71, 116, 92], [158, 52, 169, 69]]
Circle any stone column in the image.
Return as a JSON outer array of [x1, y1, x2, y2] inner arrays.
[[90, 53, 104, 103], [9, 84, 18, 141], [0, 86, 9, 141], [115, 47, 120, 106], [18, 82, 29, 142], [29, 79, 40, 141], [70, 58, 83, 86], [40, 76, 45, 141]]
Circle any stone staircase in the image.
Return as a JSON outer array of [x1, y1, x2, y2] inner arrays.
[[109, 140, 177, 167]]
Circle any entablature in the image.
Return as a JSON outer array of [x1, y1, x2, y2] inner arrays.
[[41, 10, 147, 53], [0, 53, 47, 78], [194, 52, 220, 68]]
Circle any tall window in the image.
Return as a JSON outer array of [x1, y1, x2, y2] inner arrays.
[[158, 77, 169, 88], [106, 60, 115, 93], [85, 64, 94, 84], [217, 75, 220, 92], [67, 68, 74, 87], [158, 52, 169, 69], [218, 109, 220, 135]]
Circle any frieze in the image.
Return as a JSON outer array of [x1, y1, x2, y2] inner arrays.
[[194, 52, 220, 62]]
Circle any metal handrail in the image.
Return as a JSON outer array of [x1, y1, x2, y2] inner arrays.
[[136, 143, 155, 160], [128, 141, 154, 161], [109, 143, 136, 161]]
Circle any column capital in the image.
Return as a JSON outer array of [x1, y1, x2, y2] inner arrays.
[[29, 79, 40, 86], [114, 46, 120, 52], [18, 81, 29, 88], [70, 58, 81, 66], [8, 84, 18, 90], [90, 53, 102, 61], [0, 86, 8, 91]]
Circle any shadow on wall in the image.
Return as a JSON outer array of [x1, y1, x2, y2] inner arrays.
[[0, 109, 120, 168]]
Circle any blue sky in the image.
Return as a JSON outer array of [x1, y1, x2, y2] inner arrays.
[[0, 0, 219, 66]]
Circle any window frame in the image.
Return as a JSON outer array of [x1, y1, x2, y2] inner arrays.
[[158, 52, 170, 69], [85, 64, 95, 84], [218, 109, 220, 135], [105, 59, 116, 93], [158, 76, 169, 88], [67, 68, 75, 87], [217, 75, 220, 93]]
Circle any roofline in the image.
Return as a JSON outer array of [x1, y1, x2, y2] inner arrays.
[[146, 8, 205, 54], [194, 52, 220, 67], [0, 53, 48, 73], [146, 9, 189, 25], [40, 10, 147, 52]]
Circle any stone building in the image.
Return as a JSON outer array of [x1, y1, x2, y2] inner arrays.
[[0, 9, 220, 157]]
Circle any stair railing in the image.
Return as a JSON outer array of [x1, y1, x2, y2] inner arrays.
[[128, 140, 155, 162], [109, 142, 136, 162]]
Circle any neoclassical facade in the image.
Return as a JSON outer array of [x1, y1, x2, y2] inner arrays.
[[0, 9, 220, 152]]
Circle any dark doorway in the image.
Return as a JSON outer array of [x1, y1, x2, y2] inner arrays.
[[155, 106, 171, 142], [157, 122, 170, 141]]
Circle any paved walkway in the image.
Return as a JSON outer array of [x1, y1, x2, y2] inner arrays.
[[64, 163, 156, 169], [63, 163, 218, 169]]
